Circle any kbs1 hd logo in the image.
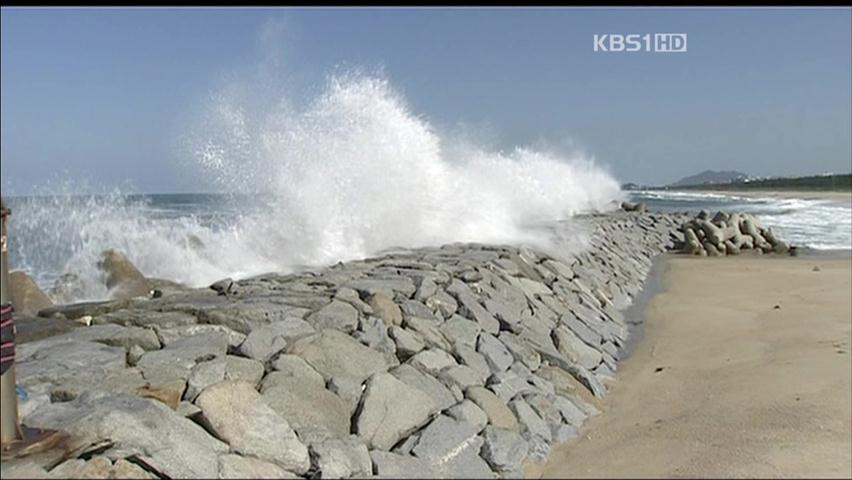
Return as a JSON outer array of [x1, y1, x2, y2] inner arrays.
[[593, 33, 687, 53]]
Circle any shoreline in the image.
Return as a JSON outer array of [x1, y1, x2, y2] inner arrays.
[[527, 254, 852, 478], [615, 253, 669, 361], [671, 188, 852, 203]]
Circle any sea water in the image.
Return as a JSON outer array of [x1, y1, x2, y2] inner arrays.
[[2, 72, 849, 303], [5, 189, 848, 304], [630, 190, 852, 251], [2, 73, 623, 301]]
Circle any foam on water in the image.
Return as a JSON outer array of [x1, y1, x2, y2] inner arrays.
[[6, 73, 622, 301], [631, 190, 852, 250]]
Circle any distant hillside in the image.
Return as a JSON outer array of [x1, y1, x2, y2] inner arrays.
[[675, 173, 852, 192], [670, 170, 750, 187]]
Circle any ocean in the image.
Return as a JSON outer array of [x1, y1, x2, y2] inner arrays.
[[1, 75, 849, 304], [3, 189, 849, 305], [629, 190, 852, 251]]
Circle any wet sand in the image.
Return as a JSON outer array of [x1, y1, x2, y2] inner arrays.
[[528, 255, 852, 479]]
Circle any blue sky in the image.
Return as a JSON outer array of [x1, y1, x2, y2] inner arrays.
[[2, 7, 850, 194]]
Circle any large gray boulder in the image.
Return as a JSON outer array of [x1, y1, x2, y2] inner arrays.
[[353, 315, 398, 365], [509, 399, 552, 461], [223, 355, 265, 385], [487, 369, 536, 403], [466, 386, 519, 432], [355, 372, 437, 450], [238, 318, 316, 361], [424, 289, 458, 319], [482, 296, 526, 332], [453, 344, 492, 381], [346, 276, 417, 299], [47, 456, 156, 479], [408, 348, 457, 375], [150, 324, 242, 352], [439, 365, 487, 391], [439, 435, 496, 479], [136, 332, 228, 392], [447, 280, 500, 334], [218, 454, 299, 479], [403, 316, 453, 351], [288, 330, 391, 385], [367, 292, 403, 327], [306, 300, 359, 333], [568, 364, 607, 398], [446, 400, 489, 432], [260, 374, 351, 443], [400, 300, 440, 323], [185, 358, 227, 402], [559, 313, 603, 349], [15, 338, 145, 403], [497, 331, 541, 371], [63, 323, 161, 351], [309, 436, 372, 479], [138, 331, 228, 372], [476, 333, 514, 374], [98, 249, 153, 299], [481, 426, 529, 473], [391, 364, 457, 412], [9, 270, 53, 315], [94, 308, 197, 330], [438, 315, 481, 348], [184, 355, 266, 403], [269, 354, 325, 388], [334, 287, 374, 315], [553, 325, 603, 370], [389, 326, 426, 359], [370, 451, 439, 479], [26, 391, 228, 479], [410, 415, 480, 465], [16, 339, 126, 389], [199, 301, 311, 335], [551, 394, 589, 427], [195, 381, 310, 474]]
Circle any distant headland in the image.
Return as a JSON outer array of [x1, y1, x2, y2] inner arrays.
[[623, 171, 852, 193]]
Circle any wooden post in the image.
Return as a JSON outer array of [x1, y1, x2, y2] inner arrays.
[[0, 197, 21, 446]]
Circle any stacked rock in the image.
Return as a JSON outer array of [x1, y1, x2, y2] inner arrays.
[[5, 211, 689, 480], [620, 201, 647, 213], [680, 210, 792, 257]]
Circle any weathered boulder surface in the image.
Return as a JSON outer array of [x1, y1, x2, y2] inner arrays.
[[288, 329, 391, 385], [98, 249, 161, 300], [8, 210, 705, 479], [195, 381, 310, 474], [261, 373, 352, 443], [355, 372, 437, 451], [218, 454, 299, 479], [309, 436, 372, 479], [9, 270, 53, 314], [25, 391, 228, 479]]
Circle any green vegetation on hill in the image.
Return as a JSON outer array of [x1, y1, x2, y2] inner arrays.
[[668, 174, 852, 192]]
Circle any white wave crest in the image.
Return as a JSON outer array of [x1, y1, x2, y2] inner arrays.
[[8, 72, 623, 302]]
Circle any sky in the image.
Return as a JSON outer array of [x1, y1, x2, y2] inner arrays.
[[1, 7, 850, 194]]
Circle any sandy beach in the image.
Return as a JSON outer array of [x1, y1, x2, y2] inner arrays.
[[528, 254, 852, 478], [685, 189, 852, 203]]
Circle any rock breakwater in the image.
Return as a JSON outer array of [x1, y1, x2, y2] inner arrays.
[[4, 210, 712, 479], [678, 210, 795, 256]]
